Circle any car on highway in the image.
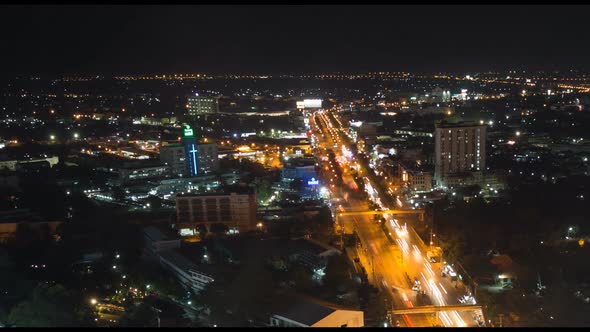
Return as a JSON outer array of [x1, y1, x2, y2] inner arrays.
[[412, 278, 422, 292]]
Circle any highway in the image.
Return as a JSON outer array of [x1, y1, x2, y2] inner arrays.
[[310, 109, 483, 327]]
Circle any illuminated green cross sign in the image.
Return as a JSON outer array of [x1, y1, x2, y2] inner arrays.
[[184, 125, 194, 137]]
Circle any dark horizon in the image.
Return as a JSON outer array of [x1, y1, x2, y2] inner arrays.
[[1, 5, 590, 77]]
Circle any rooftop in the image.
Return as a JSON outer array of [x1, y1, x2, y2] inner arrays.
[[158, 250, 199, 274], [270, 293, 354, 326], [273, 298, 335, 326], [0, 208, 47, 224]]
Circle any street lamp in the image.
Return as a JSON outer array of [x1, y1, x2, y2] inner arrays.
[[90, 298, 97, 305]]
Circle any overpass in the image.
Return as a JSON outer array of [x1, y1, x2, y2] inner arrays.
[[391, 304, 482, 315], [335, 209, 425, 225]]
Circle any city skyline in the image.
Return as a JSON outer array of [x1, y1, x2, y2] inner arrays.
[[1, 4, 590, 328]]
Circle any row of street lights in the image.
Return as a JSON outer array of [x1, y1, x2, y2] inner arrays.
[[49, 133, 81, 141]]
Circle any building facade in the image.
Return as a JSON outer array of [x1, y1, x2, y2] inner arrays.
[[143, 226, 181, 254], [434, 121, 486, 187], [0, 209, 62, 243], [269, 297, 364, 327], [118, 164, 169, 184], [186, 94, 219, 117], [194, 142, 219, 175], [399, 163, 433, 193], [182, 125, 219, 177], [176, 191, 257, 232], [0, 156, 59, 171], [160, 144, 186, 177], [158, 250, 215, 293]]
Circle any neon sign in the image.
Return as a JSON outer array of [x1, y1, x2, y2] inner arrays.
[[184, 125, 194, 137], [189, 144, 198, 176]]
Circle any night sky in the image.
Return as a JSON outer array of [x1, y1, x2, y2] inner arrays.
[[1, 5, 590, 76]]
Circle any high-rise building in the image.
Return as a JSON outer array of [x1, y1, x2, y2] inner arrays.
[[434, 121, 486, 186], [186, 93, 219, 117], [175, 190, 257, 232], [160, 144, 186, 177], [181, 125, 219, 177], [194, 142, 219, 175]]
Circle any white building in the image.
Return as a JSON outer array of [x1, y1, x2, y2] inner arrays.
[[176, 191, 257, 232], [186, 94, 219, 116], [434, 121, 486, 187], [269, 296, 364, 327]]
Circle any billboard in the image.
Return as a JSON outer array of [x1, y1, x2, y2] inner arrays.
[[296, 101, 305, 110], [303, 99, 322, 109]]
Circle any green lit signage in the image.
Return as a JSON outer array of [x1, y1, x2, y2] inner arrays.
[[183, 125, 194, 137]]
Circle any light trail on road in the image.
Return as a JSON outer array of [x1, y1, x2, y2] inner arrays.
[[312, 109, 479, 327]]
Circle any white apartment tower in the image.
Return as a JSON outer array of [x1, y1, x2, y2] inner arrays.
[[434, 121, 486, 186]]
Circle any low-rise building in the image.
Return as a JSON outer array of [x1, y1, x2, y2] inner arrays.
[[143, 226, 181, 254], [281, 157, 317, 182], [287, 238, 341, 274], [269, 295, 364, 327], [0, 156, 59, 171], [175, 189, 257, 233], [399, 162, 433, 193], [0, 209, 62, 243], [441, 171, 506, 192], [157, 249, 215, 293], [119, 164, 169, 184]]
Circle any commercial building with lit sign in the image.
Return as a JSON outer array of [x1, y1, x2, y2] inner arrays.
[[183, 125, 199, 177], [181, 125, 219, 177]]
